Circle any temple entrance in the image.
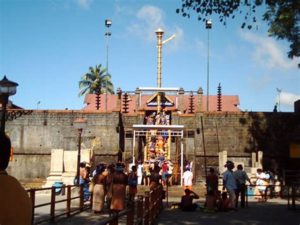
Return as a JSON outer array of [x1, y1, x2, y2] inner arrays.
[[131, 123, 184, 185]]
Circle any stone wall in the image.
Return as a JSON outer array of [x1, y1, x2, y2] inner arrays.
[[6, 110, 120, 180], [6, 110, 300, 181]]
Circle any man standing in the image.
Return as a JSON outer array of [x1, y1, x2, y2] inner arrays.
[[234, 164, 252, 208], [182, 167, 193, 190], [222, 160, 237, 209], [0, 132, 32, 225]]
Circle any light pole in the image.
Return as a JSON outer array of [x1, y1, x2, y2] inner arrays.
[[105, 19, 112, 112], [205, 19, 212, 112], [0, 76, 18, 133], [73, 117, 87, 185]]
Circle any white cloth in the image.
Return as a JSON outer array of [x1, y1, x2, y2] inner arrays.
[[137, 164, 143, 185], [256, 172, 267, 191], [182, 170, 193, 186]]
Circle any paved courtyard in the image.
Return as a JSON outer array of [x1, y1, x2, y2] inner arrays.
[[36, 197, 299, 225]]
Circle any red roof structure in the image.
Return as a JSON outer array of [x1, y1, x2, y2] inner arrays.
[[83, 91, 240, 113]]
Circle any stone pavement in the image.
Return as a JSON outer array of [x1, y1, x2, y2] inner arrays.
[[157, 198, 300, 225], [37, 198, 299, 225]]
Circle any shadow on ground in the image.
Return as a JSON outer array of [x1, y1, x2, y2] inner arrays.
[[157, 200, 300, 225]]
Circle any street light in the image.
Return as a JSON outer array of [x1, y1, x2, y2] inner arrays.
[[0, 75, 18, 133], [105, 19, 112, 112], [73, 117, 87, 185], [205, 19, 212, 112]]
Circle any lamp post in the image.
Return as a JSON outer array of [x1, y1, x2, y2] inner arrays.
[[0, 76, 18, 133], [105, 19, 112, 112], [205, 19, 212, 112], [73, 117, 87, 185]]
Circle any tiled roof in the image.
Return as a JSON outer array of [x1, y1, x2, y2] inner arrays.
[[83, 93, 240, 113]]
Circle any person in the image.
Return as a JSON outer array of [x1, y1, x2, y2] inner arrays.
[[135, 161, 143, 185], [78, 162, 90, 201], [180, 189, 199, 211], [149, 164, 161, 190], [0, 132, 32, 225], [92, 164, 107, 213], [234, 164, 252, 208], [143, 162, 151, 186], [206, 167, 219, 196], [105, 164, 115, 210], [128, 165, 138, 203], [255, 168, 268, 202], [167, 161, 174, 186], [222, 160, 237, 209], [182, 167, 193, 190], [110, 162, 128, 213], [161, 161, 169, 186]]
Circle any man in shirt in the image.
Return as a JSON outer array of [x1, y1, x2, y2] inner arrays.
[[234, 164, 252, 208], [222, 160, 237, 209], [0, 132, 32, 225], [182, 167, 193, 190]]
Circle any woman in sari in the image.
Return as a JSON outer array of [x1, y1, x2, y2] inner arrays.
[[92, 164, 107, 213]]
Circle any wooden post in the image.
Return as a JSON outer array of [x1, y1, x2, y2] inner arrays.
[[292, 184, 296, 210], [110, 213, 118, 225], [90, 190, 93, 209], [50, 187, 56, 222], [79, 186, 84, 211], [136, 195, 144, 225], [127, 207, 134, 225], [29, 189, 35, 225], [144, 191, 150, 225], [66, 185, 71, 217]]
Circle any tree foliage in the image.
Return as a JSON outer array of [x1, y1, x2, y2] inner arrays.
[[176, 0, 300, 61], [78, 64, 114, 97]]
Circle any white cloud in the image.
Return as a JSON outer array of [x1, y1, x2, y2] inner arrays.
[[126, 5, 165, 42], [126, 5, 184, 50], [239, 31, 299, 70], [75, 0, 93, 9], [276, 91, 300, 107]]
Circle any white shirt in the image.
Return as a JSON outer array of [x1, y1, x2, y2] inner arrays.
[[182, 170, 193, 186]]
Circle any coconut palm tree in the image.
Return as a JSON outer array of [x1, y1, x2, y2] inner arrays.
[[79, 64, 114, 109]]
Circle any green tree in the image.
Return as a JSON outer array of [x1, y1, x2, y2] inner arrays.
[[79, 64, 114, 110], [176, 0, 300, 63], [79, 64, 114, 96]]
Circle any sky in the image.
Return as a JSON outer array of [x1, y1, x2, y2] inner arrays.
[[0, 0, 299, 112]]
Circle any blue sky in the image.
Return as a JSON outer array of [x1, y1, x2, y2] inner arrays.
[[1, 0, 299, 112]]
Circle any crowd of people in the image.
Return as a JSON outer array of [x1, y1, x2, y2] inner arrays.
[[73, 157, 279, 215], [77, 160, 166, 214], [178, 161, 278, 213]]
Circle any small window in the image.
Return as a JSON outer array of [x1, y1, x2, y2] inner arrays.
[[125, 130, 133, 139], [185, 130, 195, 138]]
